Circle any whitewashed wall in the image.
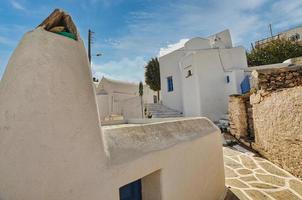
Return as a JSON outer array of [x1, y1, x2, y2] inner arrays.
[[194, 50, 229, 121], [97, 94, 109, 121], [179, 53, 201, 117], [120, 96, 143, 119], [219, 47, 248, 70], [162, 47, 247, 121], [96, 78, 157, 120], [159, 50, 185, 112], [0, 28, 226, 200]]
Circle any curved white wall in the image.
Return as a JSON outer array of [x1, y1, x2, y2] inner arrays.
[[0, 26, 226, 200], [184, 37, 211, 50]]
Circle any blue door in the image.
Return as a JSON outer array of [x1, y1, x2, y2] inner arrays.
[[240, 75, 251, 94], [119, 179, 142, 200]]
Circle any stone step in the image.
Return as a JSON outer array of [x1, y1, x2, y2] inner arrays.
[[152, 111, 182, 114], [145, 103, 183, 118], [153, 114, 183, 118]]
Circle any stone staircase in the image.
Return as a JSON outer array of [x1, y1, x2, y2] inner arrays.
[[145, 103, 183, 118]]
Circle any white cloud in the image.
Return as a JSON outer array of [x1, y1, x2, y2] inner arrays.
[[269, 0, 302, 30], [10, 0, 26, 10], [158, 38, 189, 57], [4, 0, 302, 82], [91, 57, 147, 83], [99, 0, 271, 80], [109, 0, 269, 59], [0, 36, 17, 46]]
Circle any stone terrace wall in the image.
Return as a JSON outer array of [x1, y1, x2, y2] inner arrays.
[[251, 66, 302, 91], [250, 65, 302, 179], [228, 95, 248, 138], [228, 93, 254, 140], [251, 86, 302, 178]]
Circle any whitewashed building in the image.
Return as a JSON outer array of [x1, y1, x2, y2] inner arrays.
[[0, 9, 226, 200], [95, 77, 157, 120], [159, 30, 248, 121], [255, 26, 302, 48]]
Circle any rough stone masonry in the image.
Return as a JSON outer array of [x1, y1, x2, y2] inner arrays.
[[250, 65, 302, 179], [251, 65, 302, 92], [228, 95, 248, 139]]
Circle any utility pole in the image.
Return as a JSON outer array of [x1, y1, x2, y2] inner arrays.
[[251, 43, 255, 51], [87, 29, 102, 82], [269, 24, 273, 38], [88, 29, 94, 64]]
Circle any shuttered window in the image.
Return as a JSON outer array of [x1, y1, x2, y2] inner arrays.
[[167, 76, 173, 92]]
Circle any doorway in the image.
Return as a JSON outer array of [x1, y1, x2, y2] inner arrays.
[[153, 95, 158, 104], [119, 170, 161, 200], [119, 179, 142, 200]]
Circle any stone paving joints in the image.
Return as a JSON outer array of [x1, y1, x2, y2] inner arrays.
[[224, 146, 302, 200]]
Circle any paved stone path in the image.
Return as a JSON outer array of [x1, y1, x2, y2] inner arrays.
[[224, 146, 302, 200]]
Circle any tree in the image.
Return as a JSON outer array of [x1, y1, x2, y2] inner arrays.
[[247, 38, 302, 66], [139, 81, 143, 96], [139, 81, 144, 118], [145, 57, 161, 101]]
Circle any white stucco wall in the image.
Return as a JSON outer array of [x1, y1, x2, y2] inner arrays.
[[159, 50, 184, 112], [225, 70, 245, 95], [218, 47, 248, 70], [97, 94, 110, 120], [193, 50, 230, 121], [207, 29, 233, 48], [184, 37, 211, 50], [190, 49, 246, 121], [0, 28, 107, 199], [120, 96, 143, 119], [0, 28, 225, 200], [159, 30, 248, 121], [101, 118, 226, 200], [179, 53, 201, 117], [143, 85, 157, 103], [96, 78, 157, 120]]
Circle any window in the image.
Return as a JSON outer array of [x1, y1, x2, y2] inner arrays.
[[186, 69, 193, 78], [289, 33, 300, 42], [184, 65, 193, 78], [226, 75, 230, 83], [167, 76, 174, 92]]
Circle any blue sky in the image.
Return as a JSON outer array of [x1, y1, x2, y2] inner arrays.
[[0, 0, 302, 82]]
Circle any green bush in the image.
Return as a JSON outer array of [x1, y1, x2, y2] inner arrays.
[[247, 39, 302, 66]]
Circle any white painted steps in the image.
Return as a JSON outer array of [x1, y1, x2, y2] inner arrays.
[[145, 103, 183, 118]]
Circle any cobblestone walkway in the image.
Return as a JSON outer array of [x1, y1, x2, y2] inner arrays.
[[224, 146, 302, 200]]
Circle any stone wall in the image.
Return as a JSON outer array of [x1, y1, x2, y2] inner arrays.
[[228, 95, 248, 138], [250, 65, 302, 179], [251, 66, 302, 91], [229, 65, 302, 178], [251, 86, 302, 178], [245, 97, 254, 136]]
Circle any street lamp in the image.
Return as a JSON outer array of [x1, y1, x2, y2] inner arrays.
[[94, 53, 103, 57]]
